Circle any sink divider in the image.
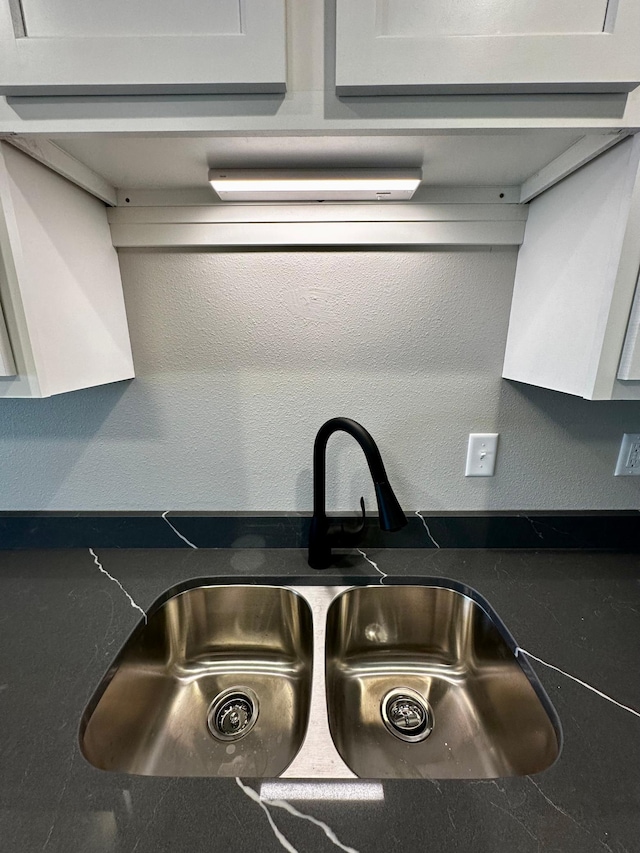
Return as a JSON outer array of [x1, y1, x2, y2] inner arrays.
[[282, 586, 356, 779]]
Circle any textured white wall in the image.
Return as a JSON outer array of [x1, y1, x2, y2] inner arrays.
[[1, 248, 640, 510]]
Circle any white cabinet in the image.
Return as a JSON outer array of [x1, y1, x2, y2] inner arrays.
[[0, 302, 15, 375], [618, 275, 640, 380], [503, 136, 640, 401], [0, 0, 286, 95], [336, 0, 640, 95], [0, 142, 134, 398]]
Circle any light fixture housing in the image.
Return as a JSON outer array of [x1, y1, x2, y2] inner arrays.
[[208, 168, 422, 202]]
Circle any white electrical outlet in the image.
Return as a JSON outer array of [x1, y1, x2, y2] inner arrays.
[[465, 433, 499, 477], [614, 433, 640, 475]]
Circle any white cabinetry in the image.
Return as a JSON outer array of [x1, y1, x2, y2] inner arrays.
[[0, 0, 286, 95], [618, 276, 640, 380], [0, 142, 134, 397], [336, 0, 640, 95], [0, 301, 14, 375], [503, 136, 640, 401]]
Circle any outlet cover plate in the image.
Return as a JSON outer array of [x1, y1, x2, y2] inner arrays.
[[614, 433, 640, 476]]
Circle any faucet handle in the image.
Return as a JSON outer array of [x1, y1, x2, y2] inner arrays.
[[341, 496, 366, 540]]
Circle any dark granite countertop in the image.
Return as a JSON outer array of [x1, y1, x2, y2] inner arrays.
[[1, 547, 638, 853]]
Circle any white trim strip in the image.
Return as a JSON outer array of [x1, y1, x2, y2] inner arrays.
[[109, 219, 526, 248], [519, 131, 628, 203], [3, 137, 117, 205], [108, 203, 527, 225]]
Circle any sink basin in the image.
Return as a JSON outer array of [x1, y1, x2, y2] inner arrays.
[[81, 578, 560, 780], [325, 584, 561, 779], [80, 584, 313, 777]]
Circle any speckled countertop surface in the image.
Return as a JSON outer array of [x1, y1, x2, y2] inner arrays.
[[0, 547, 638, 853]]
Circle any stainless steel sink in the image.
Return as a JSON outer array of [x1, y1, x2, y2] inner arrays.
[[325, 584, 561, 779], [80, 585, 313, 777], [80, 579, 560, 780]]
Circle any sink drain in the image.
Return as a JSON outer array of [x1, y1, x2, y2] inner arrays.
[[207, 687, 259, 741], [381, 688, 433, 743]]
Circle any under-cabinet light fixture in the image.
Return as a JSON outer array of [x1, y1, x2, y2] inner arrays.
[[208, 169, 422, 202]]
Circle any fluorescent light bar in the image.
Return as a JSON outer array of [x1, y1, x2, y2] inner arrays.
[[259, 782, 385, 801], [208, 169, 422, 202]]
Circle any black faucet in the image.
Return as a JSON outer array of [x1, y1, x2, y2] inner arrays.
[[308, 417, 408, 569]]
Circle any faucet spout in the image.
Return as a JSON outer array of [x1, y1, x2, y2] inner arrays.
[[308, 417, 407, 569]]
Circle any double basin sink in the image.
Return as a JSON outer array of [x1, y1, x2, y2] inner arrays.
[[80, 579, 561, 780]]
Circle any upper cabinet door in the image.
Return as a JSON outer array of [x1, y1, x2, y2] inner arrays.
[[336, 0, 640, 95], [0, 0, 286, 95]]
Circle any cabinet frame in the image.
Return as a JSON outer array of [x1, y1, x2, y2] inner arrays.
[[0, 0, 286, 95], [336, 0, 640, 95]]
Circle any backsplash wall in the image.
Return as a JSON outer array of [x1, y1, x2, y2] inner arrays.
[[1, 247, 640, 511]]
